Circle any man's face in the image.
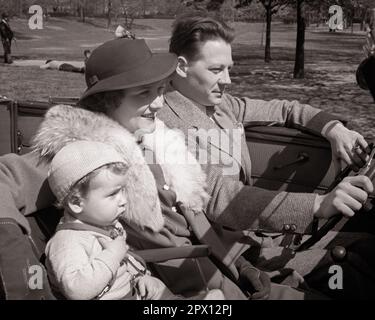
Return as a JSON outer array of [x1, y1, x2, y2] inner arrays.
[[183, 39, 233, 106]]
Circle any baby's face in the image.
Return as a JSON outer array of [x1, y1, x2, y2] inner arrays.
[[78, 168, 128, 227]]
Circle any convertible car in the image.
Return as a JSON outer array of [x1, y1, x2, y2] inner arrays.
[[0, 52, 374, 299], [0, 94, 348, 300]]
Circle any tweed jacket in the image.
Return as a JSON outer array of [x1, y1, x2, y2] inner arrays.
[[159, 89, 341, 234]]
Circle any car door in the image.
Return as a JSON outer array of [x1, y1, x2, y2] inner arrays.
[[246, 126, 336, 195]]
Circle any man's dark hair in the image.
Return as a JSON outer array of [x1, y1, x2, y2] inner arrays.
[[169, 15, 235, 61]]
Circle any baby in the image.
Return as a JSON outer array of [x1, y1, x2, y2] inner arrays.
[[45, 140, 223, 300]]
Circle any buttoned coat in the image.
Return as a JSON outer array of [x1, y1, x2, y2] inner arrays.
[[158, 89, 375, 299]]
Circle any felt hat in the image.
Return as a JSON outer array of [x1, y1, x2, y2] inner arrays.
[[79, 38, 177, 105]]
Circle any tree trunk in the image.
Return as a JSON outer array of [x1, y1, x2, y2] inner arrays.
[[265, 4, 272, 63], [107, 0, 112, 29], [19, 0, 23, 17], [80, 6, 85, 22], [294, 0, 305, 79]]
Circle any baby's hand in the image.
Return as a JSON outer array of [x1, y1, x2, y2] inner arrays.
[[99, 236, 128, 262], [136, 275, 168, 300]]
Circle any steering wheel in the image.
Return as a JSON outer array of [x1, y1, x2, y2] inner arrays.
[[295, 142, 375, 252]]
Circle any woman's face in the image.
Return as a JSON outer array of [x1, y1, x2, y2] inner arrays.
[[107, 80, 166, 135]]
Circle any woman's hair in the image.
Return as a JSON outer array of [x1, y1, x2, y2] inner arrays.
[[58, 162, 128, 208], [79, 89, 126, 114], [169, 15, 235, 61]]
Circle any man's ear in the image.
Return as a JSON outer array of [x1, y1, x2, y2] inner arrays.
[[67, 196, 83, 215], [176, 56, 188, 78]]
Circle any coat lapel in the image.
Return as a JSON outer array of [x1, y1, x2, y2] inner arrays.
[[164, 91, 239, 160], [164, 90, 217, 132], [164, 90, 244, 176]]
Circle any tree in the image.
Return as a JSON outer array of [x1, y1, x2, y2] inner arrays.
[[258, 1, 290, 62], [77, 0, 86, 22], [233, 1, 290, 62], [293, 0, 305, 78], [106, 0, 112, 28]]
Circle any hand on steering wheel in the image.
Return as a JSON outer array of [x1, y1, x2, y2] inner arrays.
[[325, 122, 370, 173], [297, 142, 375, 252], [314, 175, 373, 220]]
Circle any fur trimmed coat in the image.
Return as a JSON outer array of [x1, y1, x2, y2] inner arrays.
[[33, 105, 209, 232]]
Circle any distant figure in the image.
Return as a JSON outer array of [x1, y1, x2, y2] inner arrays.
[[40, 60, 84, 73], [0, 13, 14, 64], [114, 24, 135, 39], [40, 50, 90, 73], [83, 49, 91, 64]]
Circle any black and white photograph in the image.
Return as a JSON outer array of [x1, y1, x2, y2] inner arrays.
[[1, 0, 375, 305]]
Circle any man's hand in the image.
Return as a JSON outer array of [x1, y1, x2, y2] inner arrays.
[[324, 122, 369, 173], [237, 257, 270, 300], [313, 175, 373, 219]]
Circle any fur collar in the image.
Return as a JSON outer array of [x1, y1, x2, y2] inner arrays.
[[33, 105, 209, 231], [33, 105, 163, 232], [141, 119, 209, 212]]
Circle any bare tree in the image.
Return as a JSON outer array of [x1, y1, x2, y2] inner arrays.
[[77, 0, 86, 22], [259, 0, 290, 62], [107, 0, 112, 28], [293, 0, 305, 78]]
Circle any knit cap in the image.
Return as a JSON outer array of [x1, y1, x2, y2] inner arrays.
[[48, 140, 126, 203]]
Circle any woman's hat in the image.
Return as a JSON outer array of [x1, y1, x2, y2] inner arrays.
[[79, 39, 177, 105], [356, 55, 375, 101]]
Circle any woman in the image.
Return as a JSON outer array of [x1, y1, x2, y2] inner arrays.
[[0, 38, 313, 299]]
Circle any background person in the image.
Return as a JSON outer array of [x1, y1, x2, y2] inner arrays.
[[115, 24, 136, 39], [0, 13, 14, 64], [40, 59, 84, 73]]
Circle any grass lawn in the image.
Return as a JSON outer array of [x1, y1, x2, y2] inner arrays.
[[0, 17, 374, 139]]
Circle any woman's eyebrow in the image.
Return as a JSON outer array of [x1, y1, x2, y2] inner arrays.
[[106, 186, 122, 194]]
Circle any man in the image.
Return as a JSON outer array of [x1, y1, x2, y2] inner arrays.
[[0, 13, 14, 64], [40, 59, 84, 73], [158, 15, 375, 298], [114, 24, 136, 39]]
